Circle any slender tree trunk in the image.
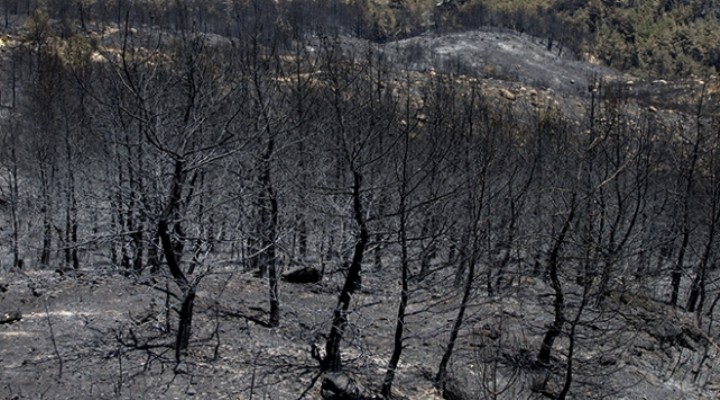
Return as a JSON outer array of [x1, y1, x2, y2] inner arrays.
[[175, 285, 196, 360], [117, 157, 130, 269], [374, 234, 383, 271], [381, 242, 408, 397], [148, 231, 160, 274], [40, 167, 52, 267], [110, 196, 118, 265], [671, 105, 703, 306], [70, 199, 78, 269], [78, 1, 85, 30], [157, 160, 196, 361], [63, 114, 78, 270], [263, 147, 280, 328], [267, 192, 279, 327], [298, 215, 307, 259], [436, 252, 476, 389], [381, 128, 411, 398], [557, 280, 590, 400], [537, 201, 575, 365], [126, 128, 137, 272], [10, 125, 20, 269], [671, 228, 690, 306], [687, 219, 716, 313], [322, 171, 368, 372]]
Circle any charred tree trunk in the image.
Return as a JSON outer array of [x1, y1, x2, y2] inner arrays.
[[157, 160, 195, 361], [40, 165, 53, 267], [435, 251, 476, 389], [261, 134, 280, 328], [10, 123, 20, 269], [671, 227, 691, 307], [175, 285, 196, 358], [148, 231, 161, 274], [267, 194, 279, 327], [537, 200, 575, 366], [381, 128, 411, 398], [63, 114, 78, 270], [322, 171, 368, 372], [110, 195, 118, 266], [671, 99, 703, 306], [557, 279, 590, 400], [687, 209, 717, 313], [381, 248, 408, 397]]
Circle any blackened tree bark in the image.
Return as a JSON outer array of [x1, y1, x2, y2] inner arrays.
[[436, 247, 477, 389], [556, 272, 590, 400], [39, 147, 55, 268], [61, 97, 79, 270], [157, 160, 195, 361], [537, 196, 576, 366], [381, 103, 412, 398], [685, 89, 715, 314], [670, 91, 705, 306], [91, 15, 244, 360], [261, 134, 280, 328], [687, 133, 719, 315], [248, 34, 282, 327], [436, 82, 487, 390], [322, 171, 368, 372]]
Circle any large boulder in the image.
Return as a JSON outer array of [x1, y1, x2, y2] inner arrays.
[[282, 267, 322, 284]]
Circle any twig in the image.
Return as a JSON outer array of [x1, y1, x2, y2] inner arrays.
[[43, 297, 63, 379]]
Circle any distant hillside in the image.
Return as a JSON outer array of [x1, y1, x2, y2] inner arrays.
[[0, 0, 717, 79], [362, 0, 720, 78]]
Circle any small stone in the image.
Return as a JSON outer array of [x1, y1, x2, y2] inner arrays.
[[499, 88, 516, 101]]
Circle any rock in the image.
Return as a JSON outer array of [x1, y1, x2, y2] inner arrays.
[[0, 311, 21, 324], [599, 354, 617, 366], [439, 376, 474, 400], [282, 267, 322, 284], [531, 376, 560, 399], [499, 88, 516, 101], [321, 373, 377, 400], [648, 106, 658, 113], [322, 373, 355, 399], [473, 324, 501, 341]]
